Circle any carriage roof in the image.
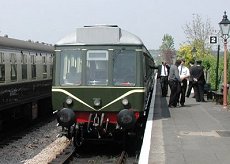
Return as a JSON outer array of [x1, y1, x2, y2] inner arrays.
[[0, 36, 54, 52], [55, 25, 144, 46]]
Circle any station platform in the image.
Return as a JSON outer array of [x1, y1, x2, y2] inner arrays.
[[139, 80, 230, 164]]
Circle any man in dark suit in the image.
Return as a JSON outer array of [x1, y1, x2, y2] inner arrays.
[[186, 60, 195, 97], [190, 60, 206, 102], [157, 61, 170, 97]]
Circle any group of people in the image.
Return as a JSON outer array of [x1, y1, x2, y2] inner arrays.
[[157, 58, 206, 108]]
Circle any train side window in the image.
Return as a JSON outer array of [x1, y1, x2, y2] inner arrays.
[[31, 55, 36, 79], [0, 52, 5, 82], [21, 52, 27, 80], [10, 53, 17, 81]]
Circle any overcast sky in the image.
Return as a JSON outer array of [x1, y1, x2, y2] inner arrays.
[[1, 0, 230, 50]]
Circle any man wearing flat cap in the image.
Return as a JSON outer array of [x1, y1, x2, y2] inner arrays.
[[190, 60, 206, 102]]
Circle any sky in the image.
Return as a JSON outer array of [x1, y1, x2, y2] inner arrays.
[[1, 0, 230, 50]]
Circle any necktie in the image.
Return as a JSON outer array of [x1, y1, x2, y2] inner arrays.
[[164, 65, 166, 75], [180, 66, 182, 75]]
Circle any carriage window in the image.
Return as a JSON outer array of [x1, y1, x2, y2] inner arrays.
[[86, 50, 108, 85], [10, 53, 17, 81], [31, 55, 36, 79], [50, 65, 53, 77], [42, 56, 47, 78], [60, 50, 82, 85], [113, 50, 136, 86], [48, 54, 53, 78], [0, 52, 5, 82], [21, 52, 27, 80]]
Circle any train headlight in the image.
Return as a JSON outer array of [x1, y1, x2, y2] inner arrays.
[[93, 98, 101, 107], [122, 98, 129, 106], [66, 97, 73, 105]]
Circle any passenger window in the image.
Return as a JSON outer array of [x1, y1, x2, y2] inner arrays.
[[42, 56, 47, 78], [21, 52, 27, 80], [0, 64, 5, 82], [0, 52, 5, 83], [10, 53, 17, 81], [31, 55, 36, 79]]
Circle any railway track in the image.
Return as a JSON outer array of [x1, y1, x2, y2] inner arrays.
[[0, 114, 56, 148], [50, 147, 131, 164], [49, 143, 76, 164], [116, 151, 128, 164]]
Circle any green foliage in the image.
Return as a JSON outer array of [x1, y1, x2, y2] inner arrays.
[[177, 43, 226, 90], [177, 44, 194, 66], [159, 34, 176, 64], [160, 34, 175, 51]]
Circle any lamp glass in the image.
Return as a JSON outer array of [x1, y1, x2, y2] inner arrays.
[[219, 23, 230, 36]]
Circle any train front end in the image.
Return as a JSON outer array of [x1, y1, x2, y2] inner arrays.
[[52, 26, 154, 145]]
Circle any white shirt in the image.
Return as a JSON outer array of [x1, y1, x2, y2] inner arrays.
[[160, 65, 168, 76], [178, 65, 190, 80]]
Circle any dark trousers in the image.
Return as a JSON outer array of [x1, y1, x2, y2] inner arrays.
[[168, 80, 180, 106], [193, 82, 205, 102], [179, 79, 187, 105], [160, 76, 168, 96]]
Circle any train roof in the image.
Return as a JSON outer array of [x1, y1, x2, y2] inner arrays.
[[0, 36, 54, 52], [55, 25, 144, 46]]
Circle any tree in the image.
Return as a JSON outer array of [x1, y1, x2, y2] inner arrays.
[[159, 34, 176, 64], [177, 44, 194, 65], [183, 14, 214, 59]]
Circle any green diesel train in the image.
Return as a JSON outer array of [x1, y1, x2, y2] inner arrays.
[[53, 25, 155, 146]]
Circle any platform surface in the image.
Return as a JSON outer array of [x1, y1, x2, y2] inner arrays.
[[139, 80, 230, 164]]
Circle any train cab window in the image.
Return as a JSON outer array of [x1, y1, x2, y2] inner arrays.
[[86, 50, 108, 85], [0, 52, 5, 82], [31, 55, 36, 79], [60, 50, 82, 85], [21, 53, 27, 80], [113, 50, 136, 86], [10, 53, 17, 81]]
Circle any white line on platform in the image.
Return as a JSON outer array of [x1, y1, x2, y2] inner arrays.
[[138, 75, 157, 164]]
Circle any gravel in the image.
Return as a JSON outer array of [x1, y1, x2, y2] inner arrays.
[[0, 120, 70, 164]]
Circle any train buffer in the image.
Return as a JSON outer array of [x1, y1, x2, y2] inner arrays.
[[139, 80, 230, 164]]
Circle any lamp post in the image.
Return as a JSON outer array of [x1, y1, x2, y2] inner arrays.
[[191, 46, 197, 61], [219, 11, 230, 108]]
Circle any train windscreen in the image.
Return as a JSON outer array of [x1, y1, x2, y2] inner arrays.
[[113, 50, 136, 86], [60, 50, 82, 85], [86, 50, 109, 85]]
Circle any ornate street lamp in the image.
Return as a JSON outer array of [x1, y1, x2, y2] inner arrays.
[[219, 11, 230, 108], [191, 46, 197, 61]]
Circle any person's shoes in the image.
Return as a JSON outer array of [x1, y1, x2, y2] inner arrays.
[[186, 95, 189, 98], [196, 100, 201, 102], [201, 100, 206, 102], [180, 103, 185, 107], [168, 105, 176, 108], [192, 96, 195, 98]]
